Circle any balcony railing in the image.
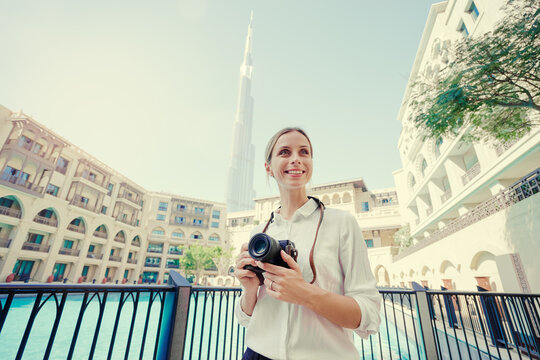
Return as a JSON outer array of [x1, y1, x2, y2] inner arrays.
[[117, 191, 141, 206], [21, 242, 50, 253], [109, 255, 122, 262], [58, 248, 80, 256], [69, 198, 98, 213], [147, 248, 163, 254], [495, 138, 518, 156], [93, 230, 107, 239], [116, 216, 139, 227], [55, 165, 67, 174], [144, 263, 161, 268], [0, 238, 12, 248], [0, 175, 44, 194], [168, 249, 182, 255], [75, 170, 107, 188], [33, 215, 58, 227], [131, 240, 141, 247], [0, 205, 22, 218], [127, 258, 137, 264], [166, 263, 180, 269], [67, 224, 85, 234], [114, 236, 125, 243], [440, 189, 452, 204], [87, 252, 103, 260], [461, 162, 481, 186], [5, 139, 50, 160]]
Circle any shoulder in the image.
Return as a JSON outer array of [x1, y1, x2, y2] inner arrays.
[[322, 207, 357, 225]]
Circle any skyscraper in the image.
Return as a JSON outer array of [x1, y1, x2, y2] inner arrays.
[[226, 12, 256, 212]]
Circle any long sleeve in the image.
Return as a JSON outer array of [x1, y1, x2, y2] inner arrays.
[[235, 294, 252, 327], [339, 212, 382, 338]]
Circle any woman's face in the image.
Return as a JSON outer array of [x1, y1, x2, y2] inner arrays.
[[265, 131, 313, 192]]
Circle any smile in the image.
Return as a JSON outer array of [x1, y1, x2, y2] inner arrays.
[[285, 170, 305, 174]]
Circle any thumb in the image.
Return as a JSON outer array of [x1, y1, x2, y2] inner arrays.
[[281, 250, 300, 270]]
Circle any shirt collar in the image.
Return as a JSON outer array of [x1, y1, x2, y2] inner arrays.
[[273, 198, 319, 224]]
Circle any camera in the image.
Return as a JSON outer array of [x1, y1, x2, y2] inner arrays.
[[243, 233, 298, 284]]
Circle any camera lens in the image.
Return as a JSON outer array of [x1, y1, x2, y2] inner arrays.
[[252, 237, 268, 256]]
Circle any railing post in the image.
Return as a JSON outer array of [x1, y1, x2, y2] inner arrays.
[[412, 282, 439, 359], [165, 270, 192, 360]]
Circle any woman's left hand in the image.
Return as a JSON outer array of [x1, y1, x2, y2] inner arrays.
[[258, 250, 313, 305]]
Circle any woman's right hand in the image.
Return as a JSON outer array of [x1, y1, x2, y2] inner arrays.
[[234, 242, 260, 294]]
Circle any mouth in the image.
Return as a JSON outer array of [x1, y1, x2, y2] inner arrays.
[[284, 169, 305, 175]]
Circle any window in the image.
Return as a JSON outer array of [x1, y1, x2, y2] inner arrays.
[[193, 219, 203, 226], [156, 214, 166, 221], [435, 137, 443, 158], [63, 240, 74, 249], [174, 216, 185, 224], [151, 229, 165, 236], [209, 235, 220, 242], [53, 263, 66, 281], [0, 197, 14, 208], [459, 21, 469, 37], [191, 233, 201, 240], [467, 1, 479, 21], [211, 221, 219, 228], [110, 249, 115, 256], [172, 232, 184, 238], [38, 209, 54, 218], [56, 157, 69, 172], [128, 252, 133, 259], [365, 239, 374, 248], [13, 260, 34, 281], [124, 270, 129, 279], [212, 210, 220, 219], [107, 183, 114, 196], [81, 266, 89, 277], [2, 166, 29, 184], [88, 244, 95, 253], [18, 135, 33, 149], [158, 202, 168, 211], [421, 159, 428, 177], [176, 204, 186, 211], [28, 233, 44, 244], [382, 199, 390, 205], [88, 172, 96, 181], [145, 257, 161, 265], [81, 197, 89, 205], [148, 243, 163, 252], [194, 207, 204, 214], [101, 206, 107, 215], [361, 202, 369, 212], [72, 218, 81, 226], [105, 268, 110, 278], [32, 143, 42, 154]]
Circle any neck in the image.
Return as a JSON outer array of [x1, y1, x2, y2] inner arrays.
[[278, 188, 309, 220]]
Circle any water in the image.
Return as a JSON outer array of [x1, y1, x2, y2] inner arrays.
[[1, 292, 424, 359]]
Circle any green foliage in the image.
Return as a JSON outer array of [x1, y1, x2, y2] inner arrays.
[[393, 224, 413, 250], [411, 0, 540, 143], [179, 243, 218, 283]]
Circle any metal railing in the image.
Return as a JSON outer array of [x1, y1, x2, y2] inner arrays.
[[33, 215, 58, 227], [58, 248, 80, 256], [0, 238, 11, 248], [0, 205, 22, 218], [109, 255, 122, 262], [21, 241, 50, 253], [67, 223, 85, 234], [1, 274, 539, 359], [93, 230, 108, 239], [87, 252, 103, 260], [462, 162, 481, 186]]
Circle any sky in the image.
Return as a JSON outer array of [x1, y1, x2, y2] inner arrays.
[[0, 0, 438, 203]]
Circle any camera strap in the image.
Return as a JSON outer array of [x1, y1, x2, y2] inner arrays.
[[261, 196, 325, 284]]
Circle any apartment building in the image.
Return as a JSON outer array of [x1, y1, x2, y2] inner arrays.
[[0, 105, 228, 284], [391, 0, 540, 292]]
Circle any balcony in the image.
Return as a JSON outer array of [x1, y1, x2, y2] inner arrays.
[[33, 215, 58, 227], [127, 258, 137, 264], [495, 138, 518, 156], [93, 230, 107, 239], [461, 162, 481, 186], [144, 263, 161, 268], [0, 175, 44, 197], [69, 198, 99, 213], [67, 224, 85, 234], [148, 234, 166, 241], [74, 170, 107, 189], [131, 240, 141, 247], [114, 235, 125, 243], [87, 252, 103, 260], [58, 248, 80, 256], [168, 249, 182, 255], [166, 263, 180, 269], [55, 165, 67, 175], [117, 191, 142, 207], [21, 242, 50, 253], [440, 189, 452, 204], [0, 205, 22, 219], [147, 248, 163, 254], [109, 255, 122, 262], [3, 139, 53, 164], [115, 216, 138, 227], [0, 238, 12, 248]]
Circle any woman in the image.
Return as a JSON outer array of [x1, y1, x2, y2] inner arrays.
[[234, 128, 381, 360]]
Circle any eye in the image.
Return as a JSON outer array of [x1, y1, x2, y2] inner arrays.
[[300, 149, 310, 155], [278, 149, 290, 156]]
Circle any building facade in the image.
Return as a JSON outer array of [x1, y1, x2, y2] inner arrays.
[[390, 0, 540, 292], [0, 105, 228, 284]]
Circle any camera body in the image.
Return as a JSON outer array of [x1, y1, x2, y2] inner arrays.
[[244, 233, 298, 283]]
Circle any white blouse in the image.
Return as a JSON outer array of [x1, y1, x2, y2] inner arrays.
[[235, 199, 381, 360]]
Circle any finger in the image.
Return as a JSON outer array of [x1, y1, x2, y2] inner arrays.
[[280, 250, 300, 271], [264, 278, 280, 293], [236, 258, 257, 269], [241, 243, 249, 251], [234, 269, 257, 278], [256, 261, 286, 276]]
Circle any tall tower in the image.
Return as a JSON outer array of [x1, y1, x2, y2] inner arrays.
[[226, 12, 256, 212]]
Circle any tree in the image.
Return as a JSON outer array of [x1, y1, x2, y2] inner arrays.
[[393, 225, 414, 251], [211, 246, 234, 277], [179, 243, 217, 285], [411, 0, 539, 143]]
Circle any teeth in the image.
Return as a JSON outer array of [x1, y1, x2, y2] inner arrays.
[[287, 170, 303, 174]]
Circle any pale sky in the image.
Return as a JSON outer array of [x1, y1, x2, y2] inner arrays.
[[0, 0, 438, 203]]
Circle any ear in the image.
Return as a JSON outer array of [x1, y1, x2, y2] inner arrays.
[[264, 162, 273, 177]]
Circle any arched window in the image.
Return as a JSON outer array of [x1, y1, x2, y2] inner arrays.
[[421, 159, 428, 177], [435, 137, 443, 158]]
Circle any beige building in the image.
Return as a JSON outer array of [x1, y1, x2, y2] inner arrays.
[[0, 105, 228, 284], [389, 0, 540, 292], [227, 178, 402, 281]]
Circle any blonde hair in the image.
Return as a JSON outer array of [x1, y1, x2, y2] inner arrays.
[[264, 127, 313, 165]]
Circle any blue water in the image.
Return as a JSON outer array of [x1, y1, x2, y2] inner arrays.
[[1, 292, 424, 359]]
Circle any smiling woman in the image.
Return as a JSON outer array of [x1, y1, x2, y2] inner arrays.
[[233, 127, 382, 360]]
